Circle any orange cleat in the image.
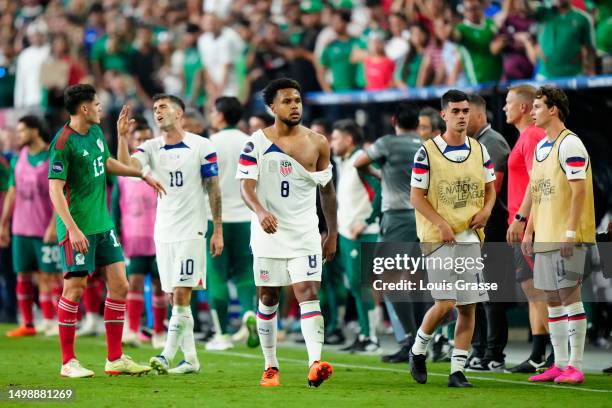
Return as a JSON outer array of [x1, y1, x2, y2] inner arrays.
[[308, 361, 333, 388], [260, 367, 280, 387], [6, 326, 36, 337]]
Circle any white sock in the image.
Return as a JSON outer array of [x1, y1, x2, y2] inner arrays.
[[367, 307, 380, 343], [451, 348, 469, 374], [179, 307, 198, 365], [162, 305, 188, 362], [257, 300, 279, 369], [411, 327, 433, 355], [300, 300, 324, 367], [210, 309, 223, 336], [548, 305, 569, 369], [566, 302, 587, 370]]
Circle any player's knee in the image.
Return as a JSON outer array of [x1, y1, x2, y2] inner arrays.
[[128, 276, 145, 292], [435, 300, 455, 316], [62, 280, 87, 302], [259, 292, 279, 307], [109, 278, 129, 300]]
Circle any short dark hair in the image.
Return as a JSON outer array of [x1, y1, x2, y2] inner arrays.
[[394, 102, 419, 130], [262, 78, 302, 107], [250, 112, 275, 127], [468, 94, 486, 110], [131, 116, 150, 132], [419, 107, 445, 132], [152, 94, 186, 112], [215, 96, 243, 126], [333, 119, 363, 145], [535, 86, 569, 122], [333, 9, 352, 23], [64, 84, 97, 115], [441, 89, 469, 110], [18, 115, 49, 142], [311, 118, 332, 135]]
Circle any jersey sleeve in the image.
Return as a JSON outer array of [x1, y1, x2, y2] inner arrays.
[[410, 146, 429, 189], [48, 139, 71, 181], [481, 144, 496, 183], [236, 138, 259, 180], [366, 136, 388, 162], [132, 139, 152, 168], [7, 156, 17, 188], [559, 135, 589, 180], [200, 140, 219, 179]]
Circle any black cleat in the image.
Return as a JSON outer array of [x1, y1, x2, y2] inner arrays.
[[409, 350, 427, 384], [382, 344, 411, 364], [508, 358, 545, 374], [448, 371, 473, 388], [431, 334, 452, 362], [603, 366, 612, 374], [324, 329, 346, 345], [340, 336, 362, 352]]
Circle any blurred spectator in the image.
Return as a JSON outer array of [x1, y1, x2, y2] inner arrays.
[[156, 31, 182, 96], [175, 23, 206, 108], [395, 23, 429, 89], [91, 15, 135, 84], [453, 0, 502, 84], [597, 2, 612, 73], [319, 9, 360, 92], [287, 1, 324, 94], [248, 22, 291, 97], [182, 108, 207, 136], [352, 32, 395, 91], [417, 106, 444, 140], [14, 21, 50, 108], [533, 0, 596, 79], [129, 24, 163, 105], [248, 111, 274, 134], [0, 40, 16, 108], [385, 12, 410, 64], [492, 0, 537, 81]]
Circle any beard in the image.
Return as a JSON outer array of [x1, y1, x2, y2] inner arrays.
[[280, 115, 302, 127]]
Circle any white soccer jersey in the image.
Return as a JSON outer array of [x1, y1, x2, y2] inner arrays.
[[132, 132, 218, 243], [207, 128, 251, 222], [235, 130, 332, 258]]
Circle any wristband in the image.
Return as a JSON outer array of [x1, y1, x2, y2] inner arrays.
[[565, 230, 576, 239]]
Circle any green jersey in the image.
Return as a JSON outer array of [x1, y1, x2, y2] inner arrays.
[[48, 124, 114, 242], [320, 37, 361, 91], [456, 18, 502, 84]]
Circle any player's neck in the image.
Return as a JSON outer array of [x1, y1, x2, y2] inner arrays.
[[443, 130, 466, 145], [68, 116, 91, 135], [515, 115, 533, 134], [161, 127, 185, 144], [273, 120, 301, 137], [544, 119, 566, 141]]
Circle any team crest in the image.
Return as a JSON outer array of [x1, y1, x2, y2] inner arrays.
[[75, 253, 85, 265], [260, 269, 270, 282], [279, 160, 292, 177], [97, 139, 104, 152]]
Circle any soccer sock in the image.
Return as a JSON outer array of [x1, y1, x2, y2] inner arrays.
[[162, 305, 189, 362], [411, 327, 433, 356], [152, 294, 167, 334], [257, 300, 279, 369], [16, 274, 34, 327], [367, 307, 380, 342], [58, 297, 79, 364], [299, 300, 324, 367], [178, 307, 197, 365], [104, 298, 126, 361], [566, 302, 587, 370], [451, 348, 469, 374], [548, 305, 569, 369], [529, 334, 548, 362], [39, 292, 55, 321], [126, 291, 144, 333]]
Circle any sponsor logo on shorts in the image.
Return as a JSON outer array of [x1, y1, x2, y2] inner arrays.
[[179, 277, 190, 282], [75, 253, 85, 265], [260, 269, 270, 282], [52, 161, 64, 173], [306, 271, 318, 276]]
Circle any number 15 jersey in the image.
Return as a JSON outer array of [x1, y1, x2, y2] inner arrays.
[[133, 132, 218, 243], [236, 129, 332, 258]]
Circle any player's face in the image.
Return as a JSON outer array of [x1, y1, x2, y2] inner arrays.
[[330, 129, 350, 157], [466, 105, 483, 136], [210, 106, 224, 130], [503, 91, 522, 125], [130, 129, 153, 151], [531, 97, 551, 128], [154, 99, 180, 131], [441, 101, 470, 133], [417, 115, 433, 140], [15, 122, 33, 147], [83, 94, 102, 125], [271, 88, 302, 127]]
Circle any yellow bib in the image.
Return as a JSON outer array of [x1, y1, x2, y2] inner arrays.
[[415, 138, 486, 245], [530, 130, 596, 252]]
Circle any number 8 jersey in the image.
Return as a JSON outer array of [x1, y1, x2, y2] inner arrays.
[[132, 132, 218, 243], [236, 130, 332, 258]]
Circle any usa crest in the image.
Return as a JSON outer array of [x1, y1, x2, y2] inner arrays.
[[260, 269, 270, 282], [279, 160, 292, 177]]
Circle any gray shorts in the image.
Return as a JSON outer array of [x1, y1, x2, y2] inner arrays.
[[425, 243, 489, 306], [534, 247, 586, 291]]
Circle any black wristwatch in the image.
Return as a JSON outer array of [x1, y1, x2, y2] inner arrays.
[[514, 213, 527, 223]]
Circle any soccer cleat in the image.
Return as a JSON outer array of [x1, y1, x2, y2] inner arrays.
[[508, 359, 546, 374], [122, 330, 141, 347], [151, 333, 166, 349], [382, 344, 411, 364], [528, 365, 564, 382], [35, 319, 53, 333], [168, 360, 201, 374], [149, 355, 170, 374], [448, 371, 473, 388], [351, 337, 380, 354], [205, 334, 234, 351], [464, 355, 482, 370], [60, 358, 95, 378], [44, 323, 59, 337], [431, 334, 452, 362], [409, 350, 427, 384], [245, 311, 260, 348], [324, 328, 346, 345], [260, 367, 280, 387], [76, 314, 100, 337], [6, 326, 36, 337], [308, 361, 333, 388], [603, 366, 612, 374], [554, 366, 584, 385], [541, 353, 555, 371], [466, 359, 507, 373], [105, 354, 151, 376]]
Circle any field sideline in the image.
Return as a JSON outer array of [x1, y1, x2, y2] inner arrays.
[[1, 324, 611, 407]]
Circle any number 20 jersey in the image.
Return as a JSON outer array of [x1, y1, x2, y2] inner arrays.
[[133, 132, 218, 243], [236, 129, 332, 258]]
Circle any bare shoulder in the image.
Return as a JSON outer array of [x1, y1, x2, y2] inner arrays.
[[303, 126, 329, 150]]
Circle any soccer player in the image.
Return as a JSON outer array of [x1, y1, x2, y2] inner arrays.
[[116, 94, 223, 375], [503, 84, 550, 373], [112, 121, 166, 349], [523, 86, 595, 385], [205, 96, 257, 351], [408, 90, 496, 388], [49, 85, 163, 378], [237, 78, 337, 387], [0, 115, 62, 337]]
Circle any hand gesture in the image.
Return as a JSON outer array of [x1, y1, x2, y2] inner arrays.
[[257, 209, 278, 234]]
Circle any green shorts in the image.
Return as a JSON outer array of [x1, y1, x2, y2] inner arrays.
[[60, 229, 124, 275], [126, 255, 159, 277], [12, 235, 61, 273], [206, 221, 252, 280]]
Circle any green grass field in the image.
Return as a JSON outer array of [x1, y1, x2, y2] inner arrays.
[[1, 323, 611, 407]]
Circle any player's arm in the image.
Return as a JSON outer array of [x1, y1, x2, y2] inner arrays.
[[317, 135, 338, 262], [43, 212, 57, 244], [105, 158, 166, 197], [410, 187, 456, 243], [0, 186, 16, 247], [353, 151, 381, 179], [204, 175, 223, 257], [240, 179, 278, 234], [48, 179, 89, 254], [470, 181, 496, 229], [116, 105, 144, 169]]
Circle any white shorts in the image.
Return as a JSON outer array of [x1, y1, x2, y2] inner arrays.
[[155, 239, 206, 293], [254, 254, 322, 287], [534, 247, 586, 291]]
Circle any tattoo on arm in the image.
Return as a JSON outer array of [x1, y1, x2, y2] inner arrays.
[[205, 176, 222, 225]]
